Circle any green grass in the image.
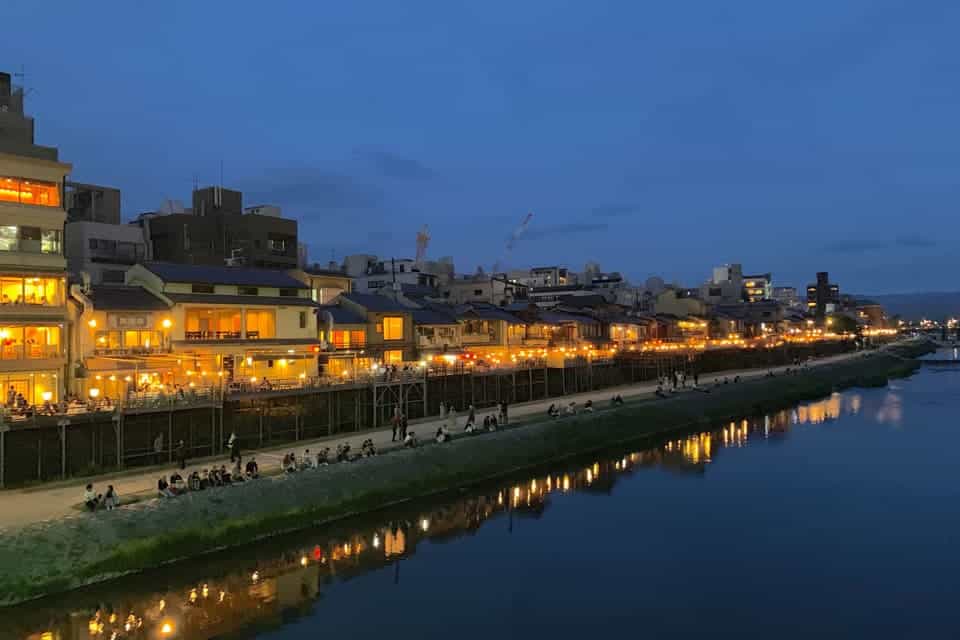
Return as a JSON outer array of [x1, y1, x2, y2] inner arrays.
[[0, 341, 935, 605]]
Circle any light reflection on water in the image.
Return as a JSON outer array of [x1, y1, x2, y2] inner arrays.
[[14, 392, 865, 640]]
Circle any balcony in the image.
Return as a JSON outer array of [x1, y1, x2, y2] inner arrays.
[[93, 345, 169, 356], [330, 337, 366, 350], [462, 332, 493, 345], [0, 344, 62, 361], [417, 334, 459, 350]]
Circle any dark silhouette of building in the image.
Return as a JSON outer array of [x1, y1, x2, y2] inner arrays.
[[806, 271, 839, 320], [142, 186, 298, 270], [65, 182, 121, 224], [0, 71, 59, 161]]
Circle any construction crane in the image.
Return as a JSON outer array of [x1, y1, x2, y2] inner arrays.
[[414, 225, 430, 269], [492, 212, 533, 274]]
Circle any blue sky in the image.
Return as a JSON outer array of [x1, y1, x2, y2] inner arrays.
[[4, 0, 959, 294]]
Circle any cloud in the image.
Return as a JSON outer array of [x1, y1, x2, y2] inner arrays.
[[525, 222, 609, 240], [819, 234, 937, 253], [591, 204, 640, 218], [240, 169, 383, 210], [360, 150, 435, 181]]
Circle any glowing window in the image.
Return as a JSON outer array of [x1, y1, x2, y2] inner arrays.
[[382, 317, 403, 340], [0, 176, 61, 207]]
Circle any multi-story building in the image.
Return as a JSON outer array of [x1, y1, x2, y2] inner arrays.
[[772, 286, 800, 308], [142, 187, 298, 270], [701, 263, 745, 305], [344, 255, 443, 294], [65, 182, 121, 224], [0, 71, 71, 405], [743, 273, 772, 303], [64, 220, 148, 284], [120, 263, 320, 386], [441, 275, 528, 306], [505, 266, 573, 288], [334, 293, 416, 365], [806, 272, 839, 321]]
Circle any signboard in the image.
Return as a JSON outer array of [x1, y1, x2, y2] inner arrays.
[[108, 314, 150, 329]]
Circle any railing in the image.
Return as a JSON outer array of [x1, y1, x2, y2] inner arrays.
[[462, 333, 493, 344], [122, 387, 221, 411], [93, 345, 169, 356], [0, 298, 64, 308], [417, 335, 456, 349], [330, 339, 366, 350], [0, 344, 62, 360], [184, 330, 242, 341]]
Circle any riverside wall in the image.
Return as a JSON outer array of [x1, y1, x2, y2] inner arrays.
[[0, 341, 856, 487]]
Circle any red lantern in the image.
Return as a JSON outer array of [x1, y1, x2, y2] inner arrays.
[[312, 545, 323, 560]]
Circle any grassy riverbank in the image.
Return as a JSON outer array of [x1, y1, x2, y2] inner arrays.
[[0, 340, 934, 605]]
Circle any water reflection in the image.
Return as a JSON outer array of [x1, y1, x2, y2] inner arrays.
[[15, 392, 864, 640]]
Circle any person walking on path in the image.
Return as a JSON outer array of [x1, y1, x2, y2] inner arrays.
[[391, 411, 400, 442], [228, 432, 240, 463], [153, 432, 164, 465], [399, 414, 409, 440], [500, 401, 509, 425], [175, 439, 187, 470]]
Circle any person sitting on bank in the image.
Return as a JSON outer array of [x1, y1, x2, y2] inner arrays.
[[584, 399, 594, 413], [336, 443, 352, 462], [316, 448, 330, 466], [435, 426, 451, 443], [404, 431, 418, 448], [488, 414, 498, 431], [283, 452, 297, 473], [84, 483, 100, 511], [233, 457, 244, 481], [611, 394, 624, 406], [361, 439, 377, 457], [158, 476, 175, 498], [548, 403, 561, 417], [169, 472, 185, 492], [566, 401, 577, 415], [220, 464, 232, 484], [302, 449, 315, 469], [188, 470, 202, 491], [245, 457, 260, 479]]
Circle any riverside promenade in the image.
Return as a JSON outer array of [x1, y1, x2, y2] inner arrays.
[[0, 351, 865, 530]]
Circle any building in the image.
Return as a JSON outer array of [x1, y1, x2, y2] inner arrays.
[[291, 266, 352, 305], [0, 72, 58, 161], [412, 307, 462, 359], [68, 283, 173, 399], [64, 220, 148, 284], [772, 286, 800, 308], [334, 292, 416, 365], [653, 288, 708, 317], [317, 305, 369, 378], [344, 255, 442, 294], [455, 303, 527, 355], [505, 266, 573, 288], [65, 182, 121, 224], [701, 263, 745, 305], [806, 272, 839, 320], [142, 187, 298, 270], [441, 275, 528, 306], [743, 273, 772, 303], [856, 302, 887, 328], [120, 262, 320, 386], [0, 72, 71, 404]]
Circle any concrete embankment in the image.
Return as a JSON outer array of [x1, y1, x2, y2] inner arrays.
[[0, 340, 933, 605]]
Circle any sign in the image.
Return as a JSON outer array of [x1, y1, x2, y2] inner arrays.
[[109, 314, 150, 329]]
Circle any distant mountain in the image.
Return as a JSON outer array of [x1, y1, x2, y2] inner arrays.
[[866, 292, 960, 320]]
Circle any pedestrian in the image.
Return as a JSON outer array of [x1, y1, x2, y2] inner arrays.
[[693, 371, 699, 387], [391, 411, 400, 442], [104, 484, 118, 510], [227, 431, 238, 462], [175, 439, 186, 470], [399, 413, 409, 440], [153, 432, 164, 465], [500, 400, 509, 425]]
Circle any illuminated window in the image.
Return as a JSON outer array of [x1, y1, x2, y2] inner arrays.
[[382, 317, 403, 340], [185, 309, 242, 339], [245, 310, 276, 339], [384, 350, 403, 364], [0, 176, 61, 208], [0, 226, 16, 251], [0, 277, 63, 306], [0, 325, 61, 360]]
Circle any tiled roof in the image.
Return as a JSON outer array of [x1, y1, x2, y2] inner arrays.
[[320, 306, 366, 325], [538, 310, 600, 325], [340, 292, 411, 312], [88, 285, 170, 311], [412, 308, 460, 325], [165, 293, 318, 307], [143, 262, 308, 288], [455, 304, 523, 323]]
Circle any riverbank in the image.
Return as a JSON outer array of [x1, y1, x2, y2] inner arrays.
[[0, 340, 933, 605]]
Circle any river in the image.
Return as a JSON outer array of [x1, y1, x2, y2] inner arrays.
[[5, 355, 959, 639]]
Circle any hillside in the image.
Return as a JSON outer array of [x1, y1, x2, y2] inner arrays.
[[867, 292, 960, 320]]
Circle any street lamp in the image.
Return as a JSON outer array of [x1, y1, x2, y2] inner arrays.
[[88, 387, 100, 399]]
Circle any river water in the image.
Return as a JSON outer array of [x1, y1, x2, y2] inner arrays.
[[6, 357, 960, 639]]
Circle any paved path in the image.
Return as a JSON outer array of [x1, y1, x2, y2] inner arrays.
[[0, 351, 865, 529]]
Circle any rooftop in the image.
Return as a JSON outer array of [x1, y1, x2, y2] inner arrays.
[[142, 262, 308, 289], [339, 292, 412, 312], [87, 285, 169, 312]]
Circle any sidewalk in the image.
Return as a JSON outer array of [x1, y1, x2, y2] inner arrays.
[[0, 351, 862, 529]]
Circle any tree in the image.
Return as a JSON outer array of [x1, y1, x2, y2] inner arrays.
[[827, 314, 857, 334]]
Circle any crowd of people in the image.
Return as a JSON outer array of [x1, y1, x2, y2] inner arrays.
[[157, 457, 261, 498], [6, 386, 116, 421]]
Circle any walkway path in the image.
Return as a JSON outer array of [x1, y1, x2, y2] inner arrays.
[[0, 350, 866, 529]]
